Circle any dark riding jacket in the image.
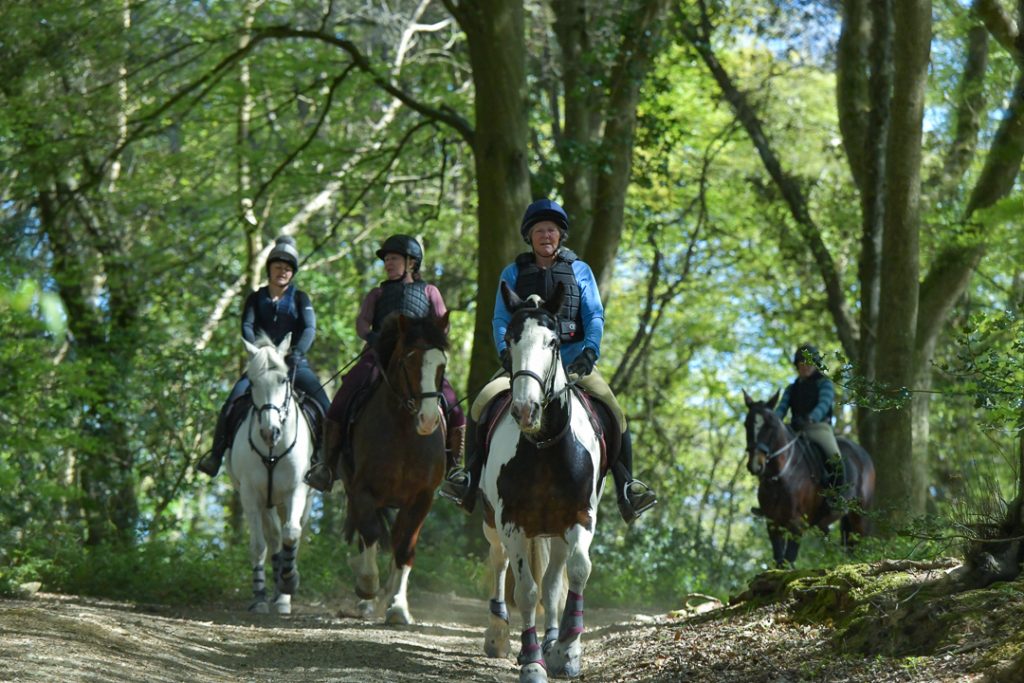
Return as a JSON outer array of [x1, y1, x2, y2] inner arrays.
[[775, 371, 835, 425], [242, 285, 316, 355]]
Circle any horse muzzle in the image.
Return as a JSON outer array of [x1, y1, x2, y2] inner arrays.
[[510, 400, 541, 433], [746, 452, 765, 476], [415, 406, 442, 435]]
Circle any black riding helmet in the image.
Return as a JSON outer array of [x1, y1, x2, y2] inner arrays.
[[520, 199, 569, 244], [266, 235, 300, 273], [376, 234, 423, 273], [793, 343, 823, 367]]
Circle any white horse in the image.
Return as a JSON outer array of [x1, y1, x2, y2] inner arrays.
[[226, 333, 314, 615], [480, 283, 604, 683]]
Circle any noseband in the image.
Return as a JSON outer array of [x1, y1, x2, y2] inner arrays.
[[510, 345, 561, 407], [747, 410, 800, 480]]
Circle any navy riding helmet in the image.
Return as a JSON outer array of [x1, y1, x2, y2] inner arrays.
[[520, 199, 570, 243]]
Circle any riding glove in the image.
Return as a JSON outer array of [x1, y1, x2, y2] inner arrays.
[[567, 347, 597, 379], [791, 414, 808, 431], [286, 349, 305, 367]]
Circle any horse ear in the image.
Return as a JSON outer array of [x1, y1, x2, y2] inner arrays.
[[277, 332, 292, 357], [243, 338, 260, 357], [437, 310, 451, 335], [501, 281, 523, 310], [544, 282, 565, 316], [743, 389, 754, 408], [767, 390, 780, 409]]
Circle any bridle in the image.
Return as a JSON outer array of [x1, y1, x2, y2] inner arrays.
[[509, 331, 573, 447], [747, 408, 801, 480], [247, 361, 301, 507], [384, 345, 448, 415]]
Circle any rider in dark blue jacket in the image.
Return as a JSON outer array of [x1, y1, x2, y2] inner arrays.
[[197, 236, 330, 477]]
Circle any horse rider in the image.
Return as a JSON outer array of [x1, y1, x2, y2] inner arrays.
[[774, 343, 844, 489], [303, 234, 466, 493], [440, 198, 658, 523], [197, 235, 331, 477]]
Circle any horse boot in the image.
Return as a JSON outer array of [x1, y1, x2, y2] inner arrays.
[[196, 409, 230, 476], [613, 430, 657, 524], [304, 418, 343, 492]]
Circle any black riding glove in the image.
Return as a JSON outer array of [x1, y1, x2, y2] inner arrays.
[[566, 347, 597, 379], [500, 348, 512, 374], [366, 331, 380, 348], [286, 349, 305, 368], [791, 414, 808, 431]]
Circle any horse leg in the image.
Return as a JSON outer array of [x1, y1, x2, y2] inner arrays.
[[348, 537, 380, 619], [767, 523, 787, 568], [275, 487, 308, 597], [546, 526, 591, 678], [262, 506, 293, 614], [507, 531, 547, 683], [483, 521, 511, 659], [784, 534, 801, 566], [241, 489, 270, 614], [383, 491, 434, 625]]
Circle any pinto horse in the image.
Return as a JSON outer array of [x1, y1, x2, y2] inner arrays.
[[340, 312, 450, 624], [479, 282, 604, 683], [227, 333, 314, 615], [742, 390, 875, 567]]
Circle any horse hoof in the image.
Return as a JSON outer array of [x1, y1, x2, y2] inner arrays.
[[248, 600, 269, 614], [484, 615, 511, 658], [385, 605, 413, 625], [519, 663, 548, 683], [357, 599, 375, 619]]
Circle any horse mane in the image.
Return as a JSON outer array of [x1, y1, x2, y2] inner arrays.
[[248, 333, 288, 378], [375, 313, 449, 371]]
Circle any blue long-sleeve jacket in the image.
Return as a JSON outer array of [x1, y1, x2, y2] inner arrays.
[[491, 259, 605, 368]]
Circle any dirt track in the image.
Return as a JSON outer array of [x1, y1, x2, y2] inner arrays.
[[0, 581, 995, 682]]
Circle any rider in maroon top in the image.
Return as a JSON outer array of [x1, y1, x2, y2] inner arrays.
[[304, 235, 466, 492]]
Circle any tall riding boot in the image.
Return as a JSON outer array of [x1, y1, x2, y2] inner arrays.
[[197, 408, 230, 477], [613, 429, 657, 524], [446, 424, 466, 473], [304, 418, 343, 492], [440, 418, 480, 512]]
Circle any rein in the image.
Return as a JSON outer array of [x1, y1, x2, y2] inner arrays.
[[752, 427, 804, 481]]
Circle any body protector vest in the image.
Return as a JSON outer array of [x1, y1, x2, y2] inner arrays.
[[789, 372, 834, 423], [514, 249, 583, 344], [372, 279, 432, 331], [249, 286, 309, 347]]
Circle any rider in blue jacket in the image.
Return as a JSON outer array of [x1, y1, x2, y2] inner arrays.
[[197, 236, 330, 477], [441, 199, 657, 523]]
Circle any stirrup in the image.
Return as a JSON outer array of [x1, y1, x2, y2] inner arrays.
[[619, 480, 657, 523], [438, 469, 470, 503]]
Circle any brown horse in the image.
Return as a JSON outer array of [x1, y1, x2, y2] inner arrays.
[[340, 312, 450, 623], [742, 390, 875, 567]]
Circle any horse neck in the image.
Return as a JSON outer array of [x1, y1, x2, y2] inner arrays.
[[770, 424, 811, 479]]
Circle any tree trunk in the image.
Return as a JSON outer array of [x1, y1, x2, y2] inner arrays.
[[872, 0, 930, 529], [447, 0, 533, 393]]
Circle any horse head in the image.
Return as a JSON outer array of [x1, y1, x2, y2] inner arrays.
[[500, 280, 566, 434], [244, 333, 293, 448], [742, 389, 786, 476], [380, 311, 451, 435]]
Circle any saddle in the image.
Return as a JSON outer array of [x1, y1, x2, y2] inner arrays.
[[225, 386, 324, 451], [476, 387, 617, 474], [800, 435, 851, 496]]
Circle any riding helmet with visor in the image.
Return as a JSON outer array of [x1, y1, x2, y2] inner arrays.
[[793, 343, 823, 367], [266, 235, 300, 274], [520, 199, 569, 244], [376, 234, 423, 273]]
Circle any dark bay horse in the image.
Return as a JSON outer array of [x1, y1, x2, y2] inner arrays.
[[340, 312, 450, 624], [742, 390, 875, 567], [480, 282, 604, 683]]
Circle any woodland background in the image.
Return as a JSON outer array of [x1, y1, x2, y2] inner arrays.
[[2, 0, 1023, 608]]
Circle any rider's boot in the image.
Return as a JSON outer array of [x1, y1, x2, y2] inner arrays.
[[613, 429, 657, 524], [440, 419, 479, 513], [446, 424, 466, 473], [196, 407, 230, 477], [304, 418, 343, 492]]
